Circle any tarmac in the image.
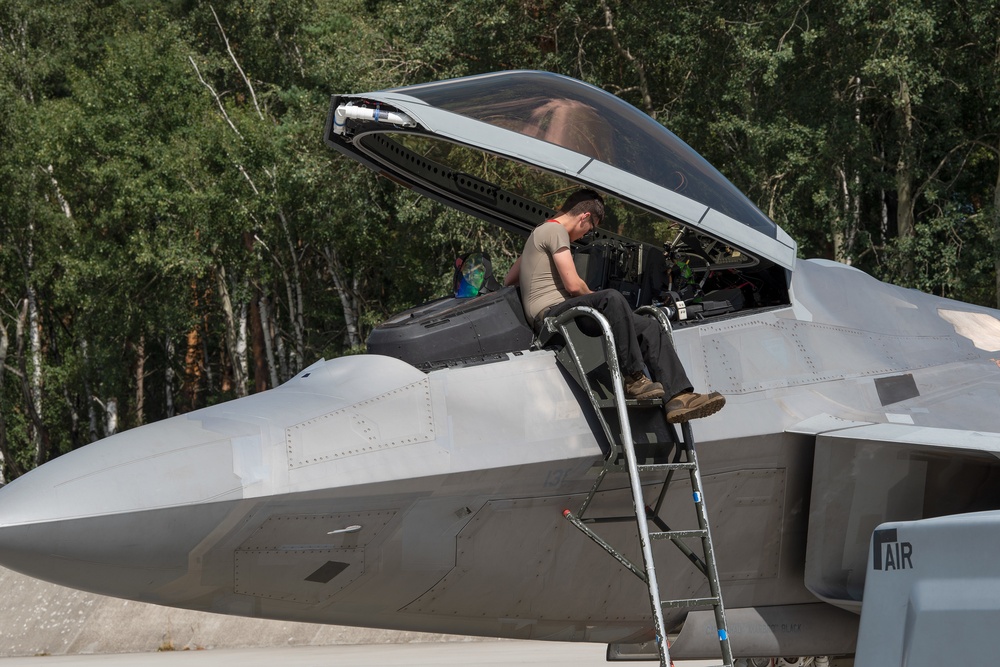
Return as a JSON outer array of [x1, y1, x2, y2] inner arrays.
[[0, 566, 458, 658], [0, 642, 718, 666], [0, 566, 719, 665]]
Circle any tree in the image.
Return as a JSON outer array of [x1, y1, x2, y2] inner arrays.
[[2, 0, 999, 481]]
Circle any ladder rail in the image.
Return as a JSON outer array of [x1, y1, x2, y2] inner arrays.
[[634, 305, 676, 347], [539, 307, 626, 519], [540, 306, 671, 665], [681, 422, 735, 667], [540, 307, 621, 462]]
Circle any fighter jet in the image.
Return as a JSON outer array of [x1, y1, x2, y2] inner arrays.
[[2, 70, 1000, 666]]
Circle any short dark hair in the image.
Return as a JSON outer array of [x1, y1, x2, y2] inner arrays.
[[560, 189, 604, 226]]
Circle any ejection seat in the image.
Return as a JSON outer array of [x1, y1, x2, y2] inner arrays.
[[365, 286, 534, 368]]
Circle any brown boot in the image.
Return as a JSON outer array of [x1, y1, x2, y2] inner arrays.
[[665, 391, 726, 423], [623, 371, 665, 400]]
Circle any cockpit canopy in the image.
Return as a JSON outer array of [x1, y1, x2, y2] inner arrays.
[[397, 71, 777, 238], [325, 70, 796, 271]]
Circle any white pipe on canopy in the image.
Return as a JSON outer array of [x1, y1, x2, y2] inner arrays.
[[333, 103, 416, 135]]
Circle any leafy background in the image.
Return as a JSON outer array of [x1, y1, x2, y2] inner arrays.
[[1, 0, 999, 478]]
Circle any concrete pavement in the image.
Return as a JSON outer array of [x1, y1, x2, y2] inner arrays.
[[0, 642, 719, 666]]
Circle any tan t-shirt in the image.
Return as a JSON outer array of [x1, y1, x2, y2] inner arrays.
[[520, 221, 572, 325]]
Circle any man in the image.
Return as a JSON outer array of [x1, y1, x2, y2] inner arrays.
[[504, 189, 725, 423]]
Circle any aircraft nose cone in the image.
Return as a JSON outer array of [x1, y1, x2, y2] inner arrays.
[[0, 411, 252, 599], [0, 355, 428, 602]]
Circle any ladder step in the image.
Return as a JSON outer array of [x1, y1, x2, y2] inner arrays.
[[636, 462, 696, 472], [594, 397, 664, 409], [661, 596, 721, 609], [650, 529, 708, 540], [602, 461, 693, 474]]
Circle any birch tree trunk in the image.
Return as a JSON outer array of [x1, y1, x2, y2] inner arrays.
[[259, 295, 280, 388], [895, 79, 916, 280], [24, 221, 46, 464], [61, 385, 80, 449], [81, 339, 98, 443], [93, 397, 118, 437], [249, 292, 267, 392], [237, 300, 249, 392], [832, 165, 863, 266], [323, 245, 363, 349], [202, 325, 215, 394], [277, 209, 305, 373], [833, 166, 848, 264], [134, 334, 145, 425], [184, 326, 201, 409], [0, 322, 14, 482], [833, 77, 863, 265], [16, 299, 50, 467], [165, 335, 176, 418], [243, 232, 268, 393], [274, 324, 289, 383], [993, 143, 1000, 310], [0, 323, 6, 483], [0, 319, 25, 479], [106, 398, 117, 436], [879, 147, 890, 244], [214, 263, 249, 398], [183, 281, 203, 410], [600, 0, 654, 118]]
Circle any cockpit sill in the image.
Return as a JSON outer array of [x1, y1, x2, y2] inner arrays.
[[366, 280, 792, 373], [404, 305, 794, 374]]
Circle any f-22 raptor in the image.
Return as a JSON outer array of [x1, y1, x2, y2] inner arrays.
[[2, 71, 1000, 666]]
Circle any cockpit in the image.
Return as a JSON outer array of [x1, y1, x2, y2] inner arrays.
[[324, 71, 796, 369]]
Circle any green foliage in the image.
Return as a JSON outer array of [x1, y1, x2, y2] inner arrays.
[[882, 201, 996, 300], [1, 0, 999, 479]]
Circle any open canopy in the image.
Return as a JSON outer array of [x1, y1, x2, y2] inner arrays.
[[325, 70, 796, 270]]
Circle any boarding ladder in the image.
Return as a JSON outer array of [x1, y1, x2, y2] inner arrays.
[[537, 305, 733, 667]]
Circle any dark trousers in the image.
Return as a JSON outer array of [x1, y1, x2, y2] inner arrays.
[[546, 290, 693, 399]]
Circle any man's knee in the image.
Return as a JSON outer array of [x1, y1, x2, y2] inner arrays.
[[595, 289, 631, 315], [632, 312, 662, 340]]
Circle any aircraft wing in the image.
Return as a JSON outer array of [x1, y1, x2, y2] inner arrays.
[[790, 416, 1000, 613], [854, 508, 1000, 666]]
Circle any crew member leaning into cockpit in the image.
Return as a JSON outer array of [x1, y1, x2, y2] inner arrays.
[[504, 189, 725, 423]]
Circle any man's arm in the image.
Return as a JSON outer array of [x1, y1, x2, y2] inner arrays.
[[553, 247, 591, 296], [503, 255, 521, 287]]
